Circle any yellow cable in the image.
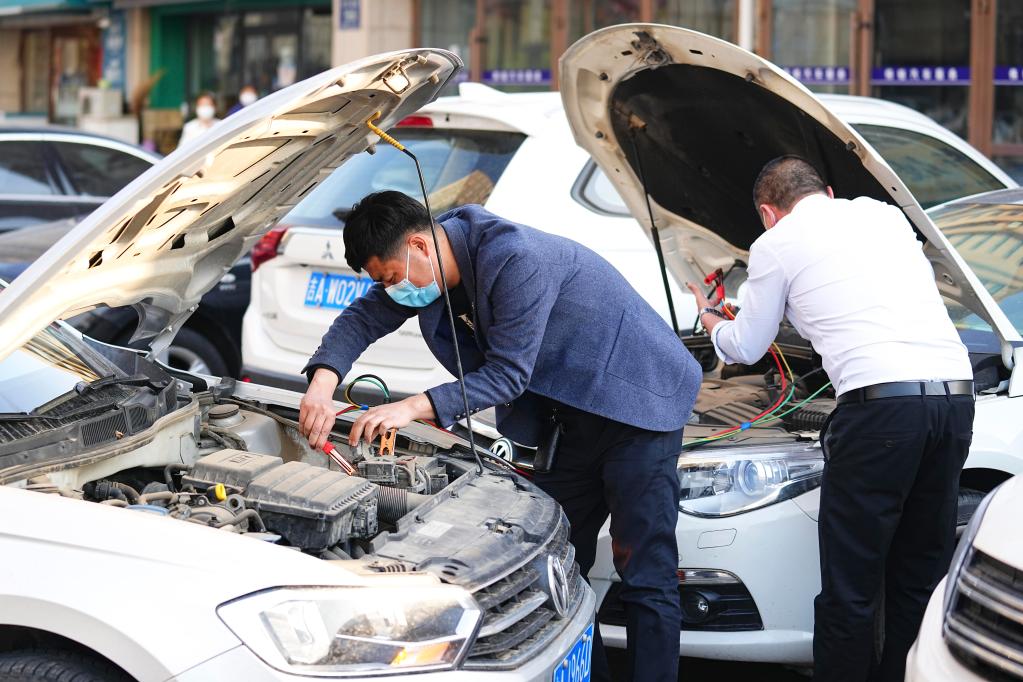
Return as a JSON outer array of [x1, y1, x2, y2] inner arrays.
[[365, 111, 406, 151]]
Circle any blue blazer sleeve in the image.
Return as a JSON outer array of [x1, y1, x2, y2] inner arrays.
[[426, 250, 556, 426], [301, 283, 416, 382]]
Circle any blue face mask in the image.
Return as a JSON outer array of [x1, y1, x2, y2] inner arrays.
[[385, 246, 441, 307]]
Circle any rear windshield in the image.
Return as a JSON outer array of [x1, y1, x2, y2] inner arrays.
[[283, 129, 525, 227], [854, 124, 1005, 209]]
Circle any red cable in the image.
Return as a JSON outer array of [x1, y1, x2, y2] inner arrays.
[[699, 304, 789, 439]]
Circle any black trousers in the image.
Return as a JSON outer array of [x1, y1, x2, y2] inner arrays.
[[812, 394, 974, 682], [533, 403, 683, 682]]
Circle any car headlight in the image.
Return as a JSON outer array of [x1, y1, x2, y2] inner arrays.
[[943, 484, 1000, 615], [217, 585, 482, 676], [678, 443, 824, 517]]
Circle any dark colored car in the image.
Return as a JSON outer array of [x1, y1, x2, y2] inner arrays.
[[0, 219, 249, 377], [0, 127, 159, 232]]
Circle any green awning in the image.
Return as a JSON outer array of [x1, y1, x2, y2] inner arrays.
[[0, 0, 91, 15]]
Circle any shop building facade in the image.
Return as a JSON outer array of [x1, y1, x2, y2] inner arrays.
[[0, 0, 1020, 177]]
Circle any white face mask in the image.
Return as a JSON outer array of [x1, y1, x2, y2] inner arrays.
[[196, 104, 216, 121], [239, 91, 257, 106]]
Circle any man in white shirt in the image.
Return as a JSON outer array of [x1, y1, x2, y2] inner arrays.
[[687, 156, 975, 682]]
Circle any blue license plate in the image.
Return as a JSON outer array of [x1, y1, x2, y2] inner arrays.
[[303, 272, 372, 310], [553, 623, 593, 682]]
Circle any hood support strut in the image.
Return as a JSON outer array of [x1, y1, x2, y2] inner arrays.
[[628, 125, 680, 336]]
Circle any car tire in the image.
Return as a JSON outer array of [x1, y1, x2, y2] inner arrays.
[[0, 649, 130, 681], [159, 327, 229, 376], [956, 487, 986, 527]]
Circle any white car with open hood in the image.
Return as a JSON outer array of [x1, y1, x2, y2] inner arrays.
[[559, 24, 1023, 666], [0, 51, 594, 681]]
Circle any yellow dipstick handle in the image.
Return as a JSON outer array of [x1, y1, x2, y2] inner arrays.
[[366, 111, 406, 152]]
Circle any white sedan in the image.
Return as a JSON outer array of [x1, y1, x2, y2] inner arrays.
[[0, 49, 594, 681], [561, 24, 1023, 668], [908, 474, 1023, 681]]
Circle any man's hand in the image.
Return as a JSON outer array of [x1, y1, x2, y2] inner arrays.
[[349, 393, 435, 446], [300, 368, 340, 450], [686, 281, 722, 310], [686, 281, 727, 334]]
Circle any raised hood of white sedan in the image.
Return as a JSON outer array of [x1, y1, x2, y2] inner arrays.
[[560, 24, 1019, 351], [0, 49, 461, 362]]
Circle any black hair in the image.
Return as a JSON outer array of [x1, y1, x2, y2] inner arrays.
[[752, 155, 827, 212], [342, 191, 431, 272]]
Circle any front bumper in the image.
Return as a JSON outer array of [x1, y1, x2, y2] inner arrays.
[[174, 585, 597, 681], [906, 577, 986, 682], [591, 494, 820, 665]]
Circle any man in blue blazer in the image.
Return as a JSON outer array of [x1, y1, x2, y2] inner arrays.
[[299, 191, 702, 681]]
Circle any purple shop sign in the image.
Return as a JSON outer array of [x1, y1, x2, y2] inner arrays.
[[482, 69, 551, 86], [870, 66, 970, 85], [782, 65, 850, 85]]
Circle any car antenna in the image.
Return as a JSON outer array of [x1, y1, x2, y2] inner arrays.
[[366, 112, 484, 475], [628, 123, 680, 336]]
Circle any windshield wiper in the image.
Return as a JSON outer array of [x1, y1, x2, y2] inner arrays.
[[76, 373, 169, 395], [0, 399, 120, 423]]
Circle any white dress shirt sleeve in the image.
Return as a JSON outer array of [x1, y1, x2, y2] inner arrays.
[[711, 241, 789, 366]]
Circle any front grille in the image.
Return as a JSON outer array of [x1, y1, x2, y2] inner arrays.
[[464, 514, 586, 670], [598, 577, 763, 632], [945, 549, 1023, 681]]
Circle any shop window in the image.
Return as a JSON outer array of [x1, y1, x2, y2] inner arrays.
[[483, 0, 551, 90], [301, 7, 332, 81], [420, 0, 475, 94], [772, 0, 853, 93], [569, 0, 640, 44], [654, 0, 735, 41], [873, 0, 971, 138], [992, 1, 1023, 182]]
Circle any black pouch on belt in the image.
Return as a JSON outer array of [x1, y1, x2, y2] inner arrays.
[[533, 411, 564, 474]]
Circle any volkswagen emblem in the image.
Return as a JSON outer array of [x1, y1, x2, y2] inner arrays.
[[547, 555, 571, 618], [490, 438, 514, 461]]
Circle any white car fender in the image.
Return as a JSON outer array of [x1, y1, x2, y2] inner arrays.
[[0, 486, 368, 679]]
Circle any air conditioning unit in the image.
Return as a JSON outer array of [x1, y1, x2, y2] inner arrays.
[[78, 87, 123, 119]]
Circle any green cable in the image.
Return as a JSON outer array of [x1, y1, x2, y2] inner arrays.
[[682, 381, 834, 450]]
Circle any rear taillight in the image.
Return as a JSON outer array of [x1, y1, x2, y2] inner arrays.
[[396, 115, 433, 128], [251, 227, 288, 272]]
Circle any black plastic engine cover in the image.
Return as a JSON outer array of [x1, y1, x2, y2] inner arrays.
[[246, 461, 378, 550]]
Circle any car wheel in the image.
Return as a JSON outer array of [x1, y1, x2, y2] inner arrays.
[[155, 327, 228, 376], [956, 487, 986, 528], [0, 649, 130, 681]]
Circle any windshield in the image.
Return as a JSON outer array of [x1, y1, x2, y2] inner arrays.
[[0, 320, 120, 414], [929, 202, 1023, 338], [854, 125, 1005, 209], [283, 129, 525, 227]]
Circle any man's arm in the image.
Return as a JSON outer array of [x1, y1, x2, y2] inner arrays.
[[300, 283, 415, 448], [702, 243, 789, 366], [427, 251, 557, 427]]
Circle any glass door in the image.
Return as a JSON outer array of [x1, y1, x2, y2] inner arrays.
[[771, 0, 856, 93]]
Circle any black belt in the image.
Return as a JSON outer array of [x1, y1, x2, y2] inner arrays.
[[837, 380, 974, 406]]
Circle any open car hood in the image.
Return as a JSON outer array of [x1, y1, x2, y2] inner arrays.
[[559, 24, 1021, 356], [0, 49, 461, 362]]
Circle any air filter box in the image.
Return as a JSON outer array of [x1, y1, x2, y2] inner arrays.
[[245, 461, 378, 549], [182, 449, 283, 491]]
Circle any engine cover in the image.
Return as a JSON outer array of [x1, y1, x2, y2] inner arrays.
[[246, 461, 378, 550]]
